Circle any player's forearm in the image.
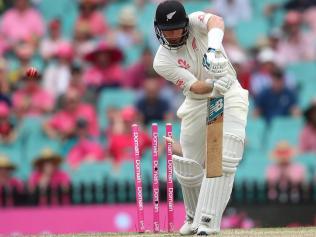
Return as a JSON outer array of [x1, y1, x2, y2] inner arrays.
[[190, 80, 213, 94], [207, 15, 224, 51]]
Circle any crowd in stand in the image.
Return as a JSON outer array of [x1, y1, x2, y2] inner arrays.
[[0, 0, 315, 197]]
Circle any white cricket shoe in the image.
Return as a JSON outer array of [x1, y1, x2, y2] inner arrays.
[[196, 223, 219, 236], [179, 216, 195, 236]]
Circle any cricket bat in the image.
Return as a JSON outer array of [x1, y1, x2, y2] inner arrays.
[[206, 95, 224, 178]]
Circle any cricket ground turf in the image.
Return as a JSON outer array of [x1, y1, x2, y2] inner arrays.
[[32, 227, 316, 237]]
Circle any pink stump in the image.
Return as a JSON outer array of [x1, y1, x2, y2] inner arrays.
[[166, 123, 174, 232], [151, 123, 160, 232], [132, 124, 145, 233]]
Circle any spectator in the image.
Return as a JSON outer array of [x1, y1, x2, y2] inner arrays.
[[212, 0, 252, 27], [276, 11, 315, 66], [0, 103, 16, 144], [124, 47, 154, 89], [304, 7, 316, 39], [136, 76, 171, 125], [251, 48, 296, 97], [42, 43, 74, 97], [67, 118, 105, 169], [28, 148, 70, 190], [73, 22, 95, 62], [9, 42, 35, 85], [0, 155, 22, 191], [223, 28, 247, 64], [108, 106, 151, 164], [254, 68, 300, 123], [266, 141, 305, 200], [39, 19, 69, 61], [299, 99, 316, 153], [227, 45, 250, 91], [108, 6, 143, 50], [0, 59, 11, 107], [68, 64, 86, 96], [83, 41, 124, 90], [0, 0, 44, 49], [265, 0, 316, 16], [12, 70, 55, 119], [75, 0, 108, 38], [43, 88, 99, 139]]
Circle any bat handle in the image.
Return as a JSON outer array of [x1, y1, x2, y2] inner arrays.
[[211, 88, 221, 98]]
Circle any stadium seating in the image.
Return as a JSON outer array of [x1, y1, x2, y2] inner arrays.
[[266, 117, 304, 151], [295, 153, 316, 180], [97, 88, 136, 129], [245, 117, 266, 151], [235, 17, 269, 49]]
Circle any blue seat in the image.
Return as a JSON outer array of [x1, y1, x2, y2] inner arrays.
[[37, 0, 76, 21], [245, 117, 266, 150], [299, 81, 316, 109], [97, 88, 136, 129], [285, 62, 316, 86], [266, 117, 303, 151], [235, 17, 269, 49], [295, 153, 316, 180]]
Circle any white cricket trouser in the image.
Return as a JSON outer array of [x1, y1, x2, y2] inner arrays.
[[176, 81, 249, 228]]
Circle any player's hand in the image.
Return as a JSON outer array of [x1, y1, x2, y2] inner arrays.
[[213, 75, 235, 95], [202, 49, 228, 78]]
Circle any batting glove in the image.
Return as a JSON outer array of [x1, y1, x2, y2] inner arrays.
[[213, 75, 235, 95], [202, 48, 228, 78]]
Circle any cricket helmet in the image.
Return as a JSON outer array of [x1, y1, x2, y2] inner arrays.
[[154, 0, 189, 49]]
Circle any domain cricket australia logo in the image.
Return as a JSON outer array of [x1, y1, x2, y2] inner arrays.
[[166, 11, 176, 21]]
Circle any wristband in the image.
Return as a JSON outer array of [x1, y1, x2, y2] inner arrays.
[[207, 28, 224, 50]]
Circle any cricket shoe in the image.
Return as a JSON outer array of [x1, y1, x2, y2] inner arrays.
[[196, 216, 219, 236], [179, 216, 195, 236], [196, 223, 219, 236]]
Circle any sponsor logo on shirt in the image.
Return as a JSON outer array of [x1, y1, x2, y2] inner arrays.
[[178, 59, 190, 69]]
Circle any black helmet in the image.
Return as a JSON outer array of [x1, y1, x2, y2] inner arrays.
[[154, 0, 189, 49]]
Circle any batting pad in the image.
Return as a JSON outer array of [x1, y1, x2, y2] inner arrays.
[[193, 134, 244, 232], [173, 155, 204, 219]]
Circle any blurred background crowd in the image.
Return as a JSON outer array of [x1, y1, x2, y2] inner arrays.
[[0, 0, 316, 230]]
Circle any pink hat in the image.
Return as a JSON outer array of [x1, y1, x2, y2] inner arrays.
[[84, 41, 123, 64], [56, 43, 73, 60], [0, 102, 9, 117], [121, 106, 137, 122]]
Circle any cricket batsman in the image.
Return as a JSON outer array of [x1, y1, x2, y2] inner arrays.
[[153, 0, 249, 235]]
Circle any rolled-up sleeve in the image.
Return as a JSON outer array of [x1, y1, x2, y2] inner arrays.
[[153, 55, 197, 94]]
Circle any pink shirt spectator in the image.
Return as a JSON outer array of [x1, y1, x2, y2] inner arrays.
[[67, 139, 105, 168], [299, 125, 316, 153], [266, 163, 305, 184], [108, 131, 151, 163], [28, 170, 70, 189], [83, 64, 124, 87], [76, 12, 108, 37], [1, 8, 44, 44], [276, 33, 316, 66], [49, 103, 99, 137], [12, 86, 55, 116]]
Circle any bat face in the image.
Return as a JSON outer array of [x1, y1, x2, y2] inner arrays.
[[206, 96, 224, 178]]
